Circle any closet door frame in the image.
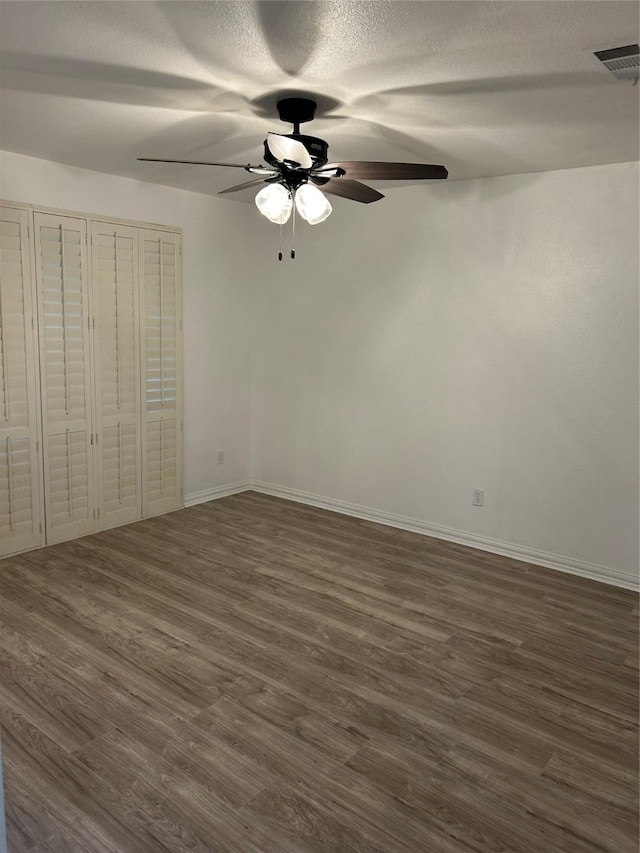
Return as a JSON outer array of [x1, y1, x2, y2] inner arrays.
[[0, 205, 45, 556]]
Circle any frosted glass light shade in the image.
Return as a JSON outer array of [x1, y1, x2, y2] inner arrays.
[[295, 184, 332, 224], [255, 183, 292, 224]]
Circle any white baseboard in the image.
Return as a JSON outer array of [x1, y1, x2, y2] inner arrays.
[[184, 481, 251, 508], [251, 481, 639, 592]]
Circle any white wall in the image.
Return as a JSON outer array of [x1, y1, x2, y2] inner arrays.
[[0, 150, 258, 497], [251, 162, 639, 586]]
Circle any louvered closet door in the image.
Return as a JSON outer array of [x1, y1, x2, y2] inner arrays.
[[91, 222, 142, 529], [35, 212, 95, 543], [0, 207, 44, 556], [140, 229, 182, 516]]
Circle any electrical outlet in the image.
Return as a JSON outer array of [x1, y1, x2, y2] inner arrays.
[[472, 488, 484, 507], [217, 450, 225, 465]]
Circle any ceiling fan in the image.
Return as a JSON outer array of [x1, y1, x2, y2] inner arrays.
[[138, 97, 448, 252]]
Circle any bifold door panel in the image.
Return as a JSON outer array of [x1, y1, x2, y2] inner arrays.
[[140, 229, 182, 516], [34, 212, 95, 544], [0, 207, 44, 556], [91, 222, 142, 530]]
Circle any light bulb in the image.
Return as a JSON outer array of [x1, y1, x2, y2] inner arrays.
[[295, 184, 332, 225], [255, 183, 292, 224]]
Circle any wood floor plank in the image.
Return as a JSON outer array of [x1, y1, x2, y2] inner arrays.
[[436, 629, 639, 720], [543, 748, 639, 812], [442, 743, 638, 852], [191, 695, 466, 853], [31, 830, 105, 853], [240, 781, 421, 853], [75, 725, 318, 853], [2, 711, 174, 853], [461, 677, 638, 760], [222, 680, 370, 762], [0, 658, 113, 753], [0, 491, 637, 852], [344, 740, 586, 853]]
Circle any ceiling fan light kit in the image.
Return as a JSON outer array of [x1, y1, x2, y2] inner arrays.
[[294, 183, 333, 225], [138, 96, 448, 256], [255, 183, 293, 224], [256, 182, 333, 226]]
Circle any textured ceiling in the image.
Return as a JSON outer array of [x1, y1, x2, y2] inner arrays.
[[0, 1, 638, 201]]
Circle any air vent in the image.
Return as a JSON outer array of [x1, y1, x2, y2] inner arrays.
[[594, 44, 639, 81]]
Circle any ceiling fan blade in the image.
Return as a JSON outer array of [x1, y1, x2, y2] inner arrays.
[[218, 177, 272, 195], [315, 162, 448, 181], [313, 178, 384, 204], [266, 133, 313, 169], [246, 166, 280, 176], [138, 157, 255, 168]]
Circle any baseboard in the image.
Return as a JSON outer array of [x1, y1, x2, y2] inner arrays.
[[251, 481, 639, 592], [184, 481, 251, 507]]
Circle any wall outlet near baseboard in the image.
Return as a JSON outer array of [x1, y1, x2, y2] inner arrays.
[[472, 488, 484, 507], [217, 450, 225, 465]]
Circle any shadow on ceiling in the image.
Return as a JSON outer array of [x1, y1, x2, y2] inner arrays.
[[256, 0, 324, 77]]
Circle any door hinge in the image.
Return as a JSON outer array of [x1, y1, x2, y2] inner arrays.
[[97, 508, 100, 519], [31, 316, 34, 329], [35, 439, 39, 453], [90, 433, 94, 445], [87, 316, 91, 330]]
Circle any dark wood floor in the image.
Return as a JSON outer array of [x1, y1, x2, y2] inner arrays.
[[0, 491, 638, 853]]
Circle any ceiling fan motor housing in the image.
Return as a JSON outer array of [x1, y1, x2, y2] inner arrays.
[[276, 97, 317, 125], [263, 134, 329, 169]]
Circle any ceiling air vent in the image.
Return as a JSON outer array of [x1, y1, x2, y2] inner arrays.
[[593, 44, 639, 81]]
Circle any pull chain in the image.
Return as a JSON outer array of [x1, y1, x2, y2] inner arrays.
[[278, 221, 283, 261], [291, 198, 296, 259]]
